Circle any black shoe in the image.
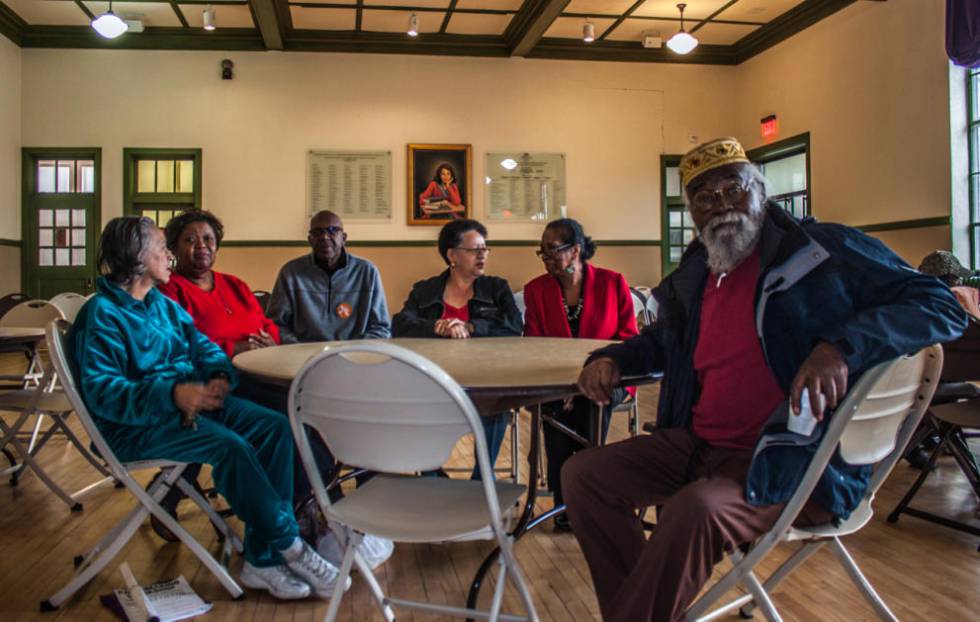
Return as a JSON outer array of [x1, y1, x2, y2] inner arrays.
[[553, 513, 572, 533], [906, 447, 932, 470]]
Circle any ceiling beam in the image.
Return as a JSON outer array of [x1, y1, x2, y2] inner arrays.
[[0, 1, 25, 46], [439, 0, 458, 34], [506, 0, 571, 57], [249, 0, 284, 49], [168, 1, 191, 28], [529, 38, 736, 64], [688, 0, 739, 35], [21, 25, 265, 50], [73, 1, 94, 21], [597, 0, 646, 42]]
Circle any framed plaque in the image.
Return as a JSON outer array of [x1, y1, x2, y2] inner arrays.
[[485, 152, 566, 222], [307, 150, 392, 220]]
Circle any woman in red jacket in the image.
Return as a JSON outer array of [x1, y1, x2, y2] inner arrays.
[[418, 163, 465, 220], [523, 218, 638, 531]]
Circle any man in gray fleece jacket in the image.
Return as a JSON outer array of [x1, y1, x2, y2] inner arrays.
[[268, 210, 390, 343]]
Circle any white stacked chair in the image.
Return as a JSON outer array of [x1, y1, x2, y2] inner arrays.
[[288, 342, 539, 622], [686, 345, 943, 622], [0, 298, 64, 389], [41, 319, 244, 611]]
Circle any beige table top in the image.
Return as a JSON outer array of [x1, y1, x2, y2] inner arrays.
[[233, 337, 628, 410]]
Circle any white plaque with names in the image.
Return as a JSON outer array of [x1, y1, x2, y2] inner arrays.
[[485, 152, 566, 222], [307, 150, 392, 220]]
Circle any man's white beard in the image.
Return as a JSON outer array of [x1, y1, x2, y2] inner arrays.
[[699, 202, 765, 274]]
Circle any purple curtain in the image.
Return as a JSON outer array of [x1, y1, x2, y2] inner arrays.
[[948, 0, 980, 67]]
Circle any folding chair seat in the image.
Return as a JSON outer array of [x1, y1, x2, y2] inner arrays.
[[40, 319, 245, 612], [686, 345, 942, 622], [0, 366, 112, 509], [288, 342, 539, 622]]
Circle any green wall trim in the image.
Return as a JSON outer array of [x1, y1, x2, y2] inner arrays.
[[220, 239, 662, 248], [857, 217, 950, 233], [0, 238, 21, 248], [0, 1, 25, 46]]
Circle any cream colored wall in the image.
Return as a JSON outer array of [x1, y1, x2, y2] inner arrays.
[[219, 243, 661, 317], [20, 50, 737, 245], [735, 0, 951, 260], [0, 35, 19, 241], [866, 226, 951, 268]]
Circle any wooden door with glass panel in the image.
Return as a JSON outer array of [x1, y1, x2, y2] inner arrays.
[[22, 149, 101, 298]]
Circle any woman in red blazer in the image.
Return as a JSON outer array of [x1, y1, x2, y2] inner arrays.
[[523, 218, 639, 531]]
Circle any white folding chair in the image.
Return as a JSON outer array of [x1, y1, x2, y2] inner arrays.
[[0, 299, 64, 389], [40, 319, 244, 612], [686, 345, 943, 622], [513, 290, 526, 321], [0, 363, 112, 510], [49, 292, 88, 323], [288, 342, 539, 622]]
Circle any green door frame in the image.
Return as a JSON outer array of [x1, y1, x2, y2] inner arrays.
[[747, 132, 812, 216], [21, 147, 102, 296], [660, 154, 685, 276]]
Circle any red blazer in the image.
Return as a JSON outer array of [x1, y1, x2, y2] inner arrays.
[[523, 263, 638, 341]]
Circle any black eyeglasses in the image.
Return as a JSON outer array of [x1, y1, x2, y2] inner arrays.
[[309, 226, 343, 237], [535, 243, 574, 259]]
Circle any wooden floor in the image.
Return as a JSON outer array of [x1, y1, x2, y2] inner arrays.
[[1, 353, 979, 621]]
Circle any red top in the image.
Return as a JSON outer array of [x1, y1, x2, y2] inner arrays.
[[440, 301, 470, 322], [691, 248, 785, 449], [523, 263, 639, 396], [523, 263, 638, 341], [158, 271, 281, 357], [419, 181, 462, 207]]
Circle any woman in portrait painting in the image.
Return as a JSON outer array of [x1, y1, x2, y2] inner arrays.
[[418, 163, 465, 220]]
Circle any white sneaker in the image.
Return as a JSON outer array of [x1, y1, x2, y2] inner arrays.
[[317, 529, 395, 571], [240, 562, 311, 600], [282, 538, 352, 599]]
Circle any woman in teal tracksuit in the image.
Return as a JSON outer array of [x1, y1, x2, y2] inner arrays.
[[70, 216, 344, 601]]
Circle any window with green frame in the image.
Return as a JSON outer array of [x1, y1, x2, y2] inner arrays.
[[969, 68, 980, 268], [661, 155, 695, 276], [123, 148, 202, 227]]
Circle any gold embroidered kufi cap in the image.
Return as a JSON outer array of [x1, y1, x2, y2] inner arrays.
[[679, 137, 750, 188]]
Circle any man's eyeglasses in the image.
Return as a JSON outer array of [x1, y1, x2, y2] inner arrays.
[[691, 180, 751, 212], [535, 243, 574, 259], [455, 246, 491, 256], [309, 226, 344, 237]]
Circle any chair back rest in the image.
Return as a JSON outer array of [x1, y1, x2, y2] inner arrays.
[[645, 293, 659, 323], [289, 342, 483, 474], [45, 319, 129, 479], [936, 317, 980, 382], [252, 290, 272, 314], [513, 290, 526, 320], [767, 346, 941, 538], [0, 299, 65, 328], [49, 292, 88, 323], [0, 293, 32, 321], [629, 287, 652, 327]]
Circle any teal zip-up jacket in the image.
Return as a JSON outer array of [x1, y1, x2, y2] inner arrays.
[[70, 277, 238, 440]]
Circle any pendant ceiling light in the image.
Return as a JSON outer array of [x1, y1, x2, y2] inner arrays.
[[666, 3, 698, 55], [91, 0, 129, 39], [203, 5, 217, 31]]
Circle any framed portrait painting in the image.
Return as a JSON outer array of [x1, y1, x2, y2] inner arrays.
[[407, 143, 472, 226]]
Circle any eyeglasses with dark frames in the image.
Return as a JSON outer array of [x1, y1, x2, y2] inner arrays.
[[535, 242, 575, 259], [309, 225, 344, 237]]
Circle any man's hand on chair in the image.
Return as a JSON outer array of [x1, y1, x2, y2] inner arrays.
[[578, 357, 621, 406], [790, 341, 849, 420]]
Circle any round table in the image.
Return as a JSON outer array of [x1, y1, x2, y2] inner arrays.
[[233, 336, 657, 618], [233, 336, 618, 413]]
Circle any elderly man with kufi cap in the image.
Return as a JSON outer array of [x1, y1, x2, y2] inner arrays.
[[563, 137, 967, 621]]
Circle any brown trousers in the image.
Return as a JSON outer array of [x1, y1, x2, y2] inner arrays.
[[562, 428, 831, 622]]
